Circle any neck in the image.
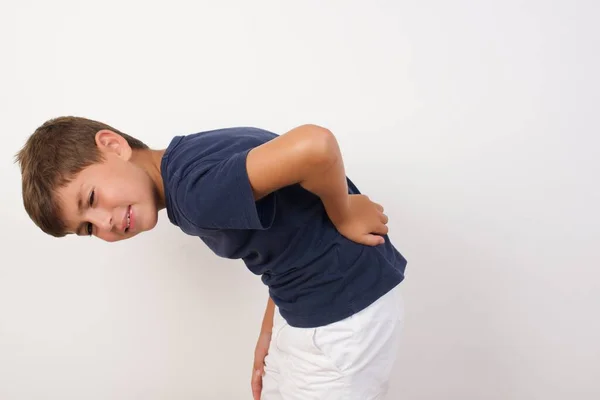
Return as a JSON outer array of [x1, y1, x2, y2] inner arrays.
[[131, 148, 167, 210]]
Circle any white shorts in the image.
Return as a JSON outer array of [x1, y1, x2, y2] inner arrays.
[[261, 284, 405, 400]]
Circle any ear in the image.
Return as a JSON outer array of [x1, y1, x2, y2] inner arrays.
[[95, 130, 132, 160]]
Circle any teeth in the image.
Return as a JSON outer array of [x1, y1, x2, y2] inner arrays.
[[126, 209, 131, 229]]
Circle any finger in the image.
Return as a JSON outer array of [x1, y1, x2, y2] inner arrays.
[[251, 368, 263, 399], [380, 213, 389, 224], [375, 203, 384, 212], [373, 224, 389, 236], [363, 234, 385, 246], [371, 219, 389, 234]]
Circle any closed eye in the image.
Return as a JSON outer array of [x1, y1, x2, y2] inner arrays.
[[86, 189, 95, 236]]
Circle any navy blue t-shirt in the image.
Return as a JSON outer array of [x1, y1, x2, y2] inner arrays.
[[160, 127, 407, 328]]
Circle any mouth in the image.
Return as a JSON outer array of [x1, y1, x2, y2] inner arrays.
[[125, 205, 132, 233]]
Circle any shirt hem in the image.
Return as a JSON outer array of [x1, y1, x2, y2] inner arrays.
[[281, 274, 405, 328]]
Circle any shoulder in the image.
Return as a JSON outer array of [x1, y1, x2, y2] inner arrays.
[[160, 127, 277, 185], [165, 127, 278, 164], [160, 127, 279, 230]]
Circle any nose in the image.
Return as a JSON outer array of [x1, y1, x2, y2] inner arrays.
[[87, 208, 114, 232]]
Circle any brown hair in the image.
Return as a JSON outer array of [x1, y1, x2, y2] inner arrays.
[[15, 116, 149, 237]]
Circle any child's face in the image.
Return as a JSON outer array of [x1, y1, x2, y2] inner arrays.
[[54, 132, 162, 242]]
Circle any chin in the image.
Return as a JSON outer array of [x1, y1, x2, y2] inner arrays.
[[132, 206, 159, 235], [144, 212, 160, 232]]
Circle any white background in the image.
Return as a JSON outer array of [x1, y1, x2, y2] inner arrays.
[[1, 0, 599, 399]]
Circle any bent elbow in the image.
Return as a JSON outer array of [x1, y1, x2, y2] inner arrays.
[[298, 124, 339, 166]]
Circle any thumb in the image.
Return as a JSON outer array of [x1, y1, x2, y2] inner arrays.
[[363, 234, 385, 246]]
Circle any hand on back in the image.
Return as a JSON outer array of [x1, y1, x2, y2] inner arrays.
[[332, 194, 389, 246]]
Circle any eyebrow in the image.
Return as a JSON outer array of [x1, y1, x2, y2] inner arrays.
[[77, 190, 83, 214], [74, 185, 85, 235]]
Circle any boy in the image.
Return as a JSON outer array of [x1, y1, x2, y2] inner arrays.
[[16, 116, 407, 399]]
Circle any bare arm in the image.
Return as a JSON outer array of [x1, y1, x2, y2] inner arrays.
[[252, 296, 275, 399], [247, 124, 388, 246], [246, 124, 349, 227], [260, 296, 275, 333]]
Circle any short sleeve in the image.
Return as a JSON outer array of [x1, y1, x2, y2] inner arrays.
[[175, 147, 276, 230]]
